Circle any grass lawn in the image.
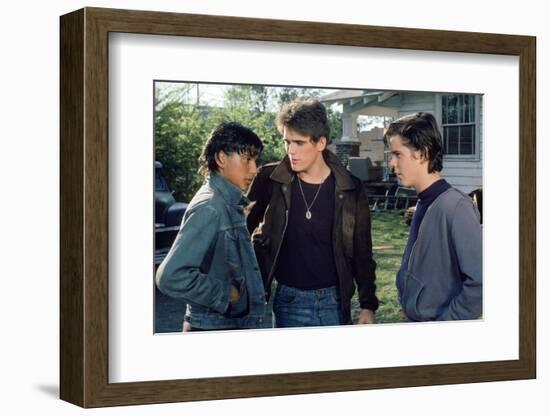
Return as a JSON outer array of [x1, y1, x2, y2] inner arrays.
[[350, 210, 409, 324]]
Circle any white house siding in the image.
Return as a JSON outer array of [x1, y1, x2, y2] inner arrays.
[[439, 95, 483, 195], [397, 93, 483, 194], [441, 162, 483, 194], [332, 91, 483, 195], [397, 93, 436, 117]]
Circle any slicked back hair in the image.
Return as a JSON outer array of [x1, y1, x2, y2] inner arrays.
[[383, 112, 444, 173], [198, 122, 263, 176], [276, 99, 331, 144]]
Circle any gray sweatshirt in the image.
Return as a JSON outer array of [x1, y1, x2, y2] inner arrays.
[[396, 188, 482, 321]]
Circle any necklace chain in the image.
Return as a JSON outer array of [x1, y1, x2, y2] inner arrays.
[[297, 175, 323, 220]]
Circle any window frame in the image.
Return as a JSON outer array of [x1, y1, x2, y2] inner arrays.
[[435, 93, 481, 161]]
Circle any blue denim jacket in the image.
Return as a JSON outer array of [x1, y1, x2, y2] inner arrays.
[[156, 173, 265, 329]]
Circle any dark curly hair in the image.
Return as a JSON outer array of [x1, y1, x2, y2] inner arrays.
[[198, 122, 263, 176], [383, 112, 443, 173]]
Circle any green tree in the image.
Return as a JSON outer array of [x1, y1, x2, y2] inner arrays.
[[155, 101, 210, 201], [154, 83, 342, 201], [276, 87, 322, 106], [327, 106, 343, 143], [213, 85, 285, 165]]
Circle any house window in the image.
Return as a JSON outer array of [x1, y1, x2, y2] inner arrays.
[[441, 94, 476, 156]]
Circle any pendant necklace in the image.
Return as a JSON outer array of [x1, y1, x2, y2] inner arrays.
[[297, 175, 323, 220]]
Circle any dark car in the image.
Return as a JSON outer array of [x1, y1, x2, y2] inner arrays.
[[155, 161, 188, 265]]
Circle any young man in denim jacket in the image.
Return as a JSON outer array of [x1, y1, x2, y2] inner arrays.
[[385, 112, 482, 322], [156, 122, 266, 331]]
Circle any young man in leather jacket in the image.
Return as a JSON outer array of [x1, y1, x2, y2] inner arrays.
[[247, 99, 378, 328]]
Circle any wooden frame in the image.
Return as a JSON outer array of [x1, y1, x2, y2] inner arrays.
[[60, 7, 536, 408]]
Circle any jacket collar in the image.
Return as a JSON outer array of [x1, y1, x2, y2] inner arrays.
[[208, 172, 249, 206], [269, 149, 356, 191]]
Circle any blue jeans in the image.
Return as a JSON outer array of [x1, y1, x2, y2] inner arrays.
[[273, 284, 347, 328]]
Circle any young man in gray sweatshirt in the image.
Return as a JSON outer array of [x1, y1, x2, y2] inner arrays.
[[385, 112, 482, 322]]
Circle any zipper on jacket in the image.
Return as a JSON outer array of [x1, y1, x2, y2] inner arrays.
[[404, 202, 435, 305], [406, 202, 437, 272], [405, 188, 453, 271], [266, 209, 289, 288], [333, 190, 346, 312], [402, 213, 421, 312]]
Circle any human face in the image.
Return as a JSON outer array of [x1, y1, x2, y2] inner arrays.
[[387, 135, 426, 190], [283, 128, 326, 174], [216, 151, 258, 192]]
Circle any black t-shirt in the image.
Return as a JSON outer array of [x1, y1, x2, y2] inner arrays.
[[275, 173, 339, 290]]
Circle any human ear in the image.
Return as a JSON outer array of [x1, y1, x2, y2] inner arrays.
[[317, 136, 327, 151], [215, 151, 227, 170]]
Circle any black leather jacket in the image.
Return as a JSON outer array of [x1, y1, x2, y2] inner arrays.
[[247, 150, 378, 322]]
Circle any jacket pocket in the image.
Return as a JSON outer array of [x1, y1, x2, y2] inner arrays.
[[403, 271, 425, 322], [224, 229, 242, 272], [226, 279, 249, 318]]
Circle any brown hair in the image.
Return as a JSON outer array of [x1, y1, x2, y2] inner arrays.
[[275, 99, 331, 144], [383, 112, 443, 173]]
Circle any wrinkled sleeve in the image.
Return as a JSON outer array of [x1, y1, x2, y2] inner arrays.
[[353, 186, 379, 312], [437, 198, 482, 320], [155, 204, 231, 314]]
